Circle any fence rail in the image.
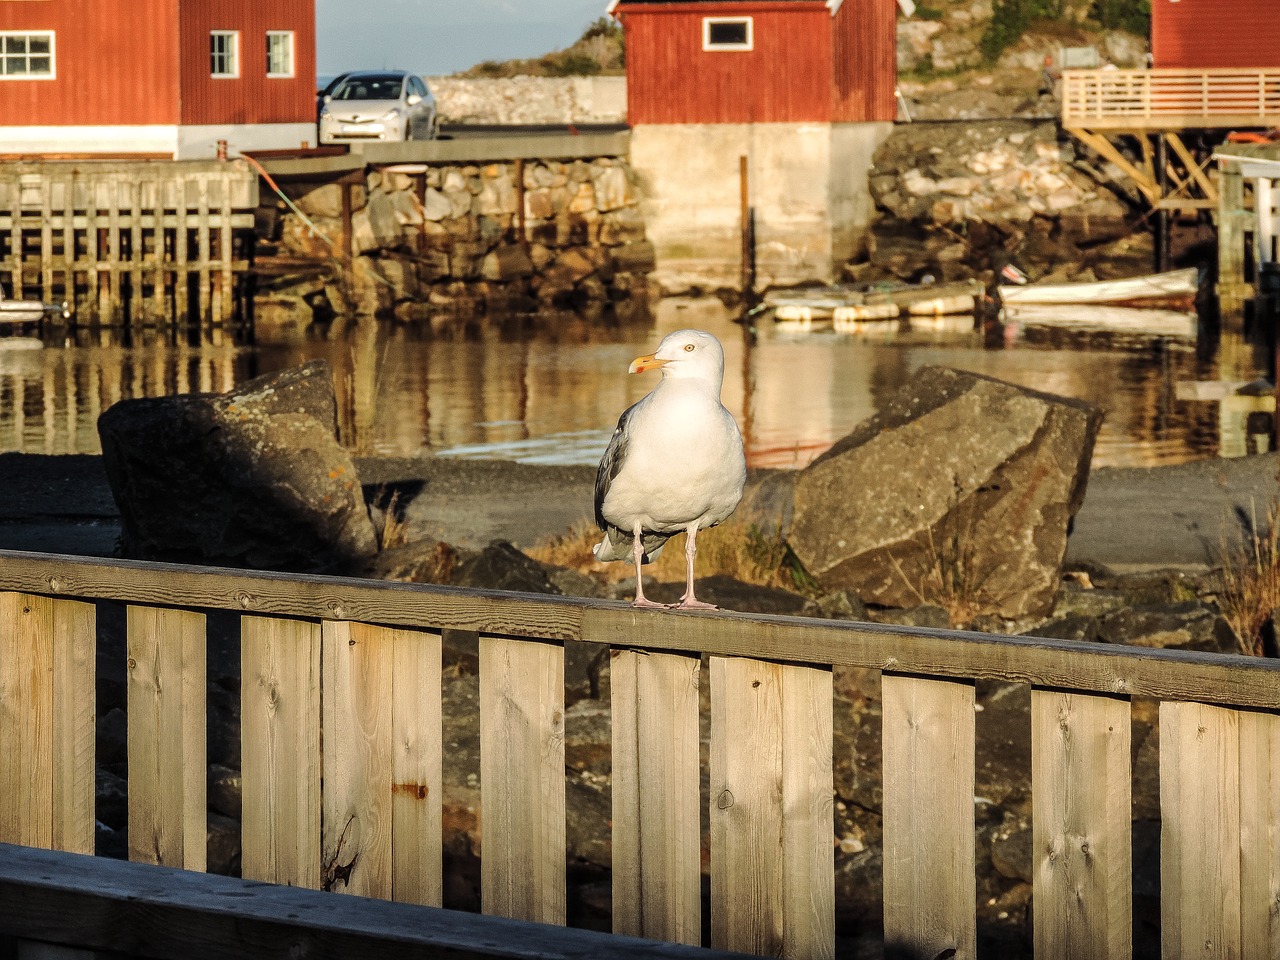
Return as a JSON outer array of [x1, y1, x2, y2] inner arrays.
[[1063, 67, 1280, 129], [0, 548, 1278, 958], [0, 161, 258, 328]]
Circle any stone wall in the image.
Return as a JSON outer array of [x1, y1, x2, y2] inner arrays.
[[269, 156, 653, 325], [428, 76, 627, 126]]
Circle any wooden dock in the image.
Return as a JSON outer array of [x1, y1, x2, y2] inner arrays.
[[0, 160, 258, 329], [0, 550, 1278, 957]]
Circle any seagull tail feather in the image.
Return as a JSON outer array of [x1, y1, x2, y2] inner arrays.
[[593, 527, 669, 564]]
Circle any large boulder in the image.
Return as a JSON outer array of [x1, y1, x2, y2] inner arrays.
[[787, 366, 1101, 620], [98, 360, 378, 573]]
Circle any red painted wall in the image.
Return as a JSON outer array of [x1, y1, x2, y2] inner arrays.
[[0, 0, 315, 127], [178, 0, 316, 125], [831, 0, 896, 122], [0, 0, 180, 125], [622, 2, 834, 124], [1151, 0, 1280, 69]]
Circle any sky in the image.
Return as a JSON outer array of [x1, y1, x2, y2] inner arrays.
[[316, 0, 612, 79]]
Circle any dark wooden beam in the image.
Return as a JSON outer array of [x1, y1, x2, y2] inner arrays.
[[0, 844, 750, 960]]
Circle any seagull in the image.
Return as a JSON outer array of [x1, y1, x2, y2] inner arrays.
[[593, 329, 747, 609]]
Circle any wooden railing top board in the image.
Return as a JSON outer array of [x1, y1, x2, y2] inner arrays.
[[0, 842, 754, 960], [0, 550, 1276, 711]]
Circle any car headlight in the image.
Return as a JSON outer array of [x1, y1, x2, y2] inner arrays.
[[381, 108, 402, 122], [319, 109, 331, 122]]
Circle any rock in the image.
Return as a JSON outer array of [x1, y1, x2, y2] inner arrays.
[[366, 538, 459, 583], [871, 604, 950, 629], [1096, 602, 1237, 652], [98, 361, 378, 574], [452, 540, 562, 594], [1024, 614, 1101, 644], [646, 574, 810, 614], [815, 590, 870, 621], [990, 819, 1033, 883], [351, 190, 403, 254], [787, 366, 1101, 620], [482, 244, 534, 282]]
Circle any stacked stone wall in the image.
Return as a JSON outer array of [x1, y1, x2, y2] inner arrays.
[[269, 155, 653, 325]]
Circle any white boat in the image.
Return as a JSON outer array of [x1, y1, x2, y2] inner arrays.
[[0, 287, 71, 326], [1001, 303, 1197, 339], [999, 268, 1199, 309]]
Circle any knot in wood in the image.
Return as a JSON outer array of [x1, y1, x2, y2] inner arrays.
[[47, 577, 61, 592], [716, 789, 734, 810], [329, 602, 346, 619], [237, 593, 254, 609]]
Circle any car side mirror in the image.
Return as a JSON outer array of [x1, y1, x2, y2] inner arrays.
[[323, 94, 332, 103], [406, 93, 422, 106]]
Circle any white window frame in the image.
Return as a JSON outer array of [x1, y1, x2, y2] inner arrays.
[[702, 16, 753, 52], [0, 31, 55, 80], [210, 30, 239, 78], [266, 30, 294, 78]]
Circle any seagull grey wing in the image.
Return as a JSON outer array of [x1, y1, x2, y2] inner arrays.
[[594, 402, 636, 531]]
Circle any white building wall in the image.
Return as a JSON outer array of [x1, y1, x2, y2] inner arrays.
[[0, 123, 317, 159]]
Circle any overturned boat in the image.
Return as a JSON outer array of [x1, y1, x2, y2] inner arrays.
[[0, 287, 71, 328], [998, 267, 1200, 310]]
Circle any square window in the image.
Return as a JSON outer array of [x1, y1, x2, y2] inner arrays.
[[0, 32, 55, 78], [266, 30, 294, 77], [703, 17, 752, 51], [210, 31, 239, 78]]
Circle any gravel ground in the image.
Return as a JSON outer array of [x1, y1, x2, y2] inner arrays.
[[2, 450, 1278, 573]]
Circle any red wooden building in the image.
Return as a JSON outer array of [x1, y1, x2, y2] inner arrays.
[[611, 0, 897, 125], [0, 0, 316, 158], [1150, 0, 1280, 69]]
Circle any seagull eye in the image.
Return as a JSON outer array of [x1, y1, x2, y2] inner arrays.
[[684, 343, 695, 352]]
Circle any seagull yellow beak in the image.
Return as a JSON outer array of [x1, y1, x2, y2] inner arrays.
[[628, 353, 667, 374]]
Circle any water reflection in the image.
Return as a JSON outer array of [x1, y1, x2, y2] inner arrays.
[[0, 298, 1256, 469]]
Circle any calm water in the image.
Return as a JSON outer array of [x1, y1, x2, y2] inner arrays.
[[0, 297, 1257, 470]]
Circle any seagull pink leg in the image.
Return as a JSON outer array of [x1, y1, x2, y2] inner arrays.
[[677, 523, 717, 610], [630, 520, 667, 608]]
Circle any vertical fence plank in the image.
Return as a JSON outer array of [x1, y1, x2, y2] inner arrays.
[[61, 175, 76, 316], [174, 175, 188, 324], [241, 615, 321, 889], [710, 656, 834, 960], [479, 635, 565, 925], [1031, 689, 1131, 960], [197, 176, 211, 327], [126, 605, 206, 870], [1238, 709, 1280, 957], [0, 592, 53, 848], [219, 171, 234, 324], [390, 623, 443, 907], [39, 178, 52, 305], [321, 620, 393, 898], [51, 599, 96, 855], [611, 649, 701, 945], [882, 673, 976, 960], [9, 176, 23, 299], [1160, 700, 1242, 960]]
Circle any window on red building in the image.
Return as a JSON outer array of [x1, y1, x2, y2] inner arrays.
[[0, 32, 54, 78], [703, 17, 752, 51], [210, 31, 239, 78], [267, 31, 294, 77]]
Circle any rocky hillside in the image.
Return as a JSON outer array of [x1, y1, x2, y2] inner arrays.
[[898, 0, 1149, 120]]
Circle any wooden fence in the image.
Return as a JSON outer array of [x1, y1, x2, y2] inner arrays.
[[1063, 67, 1280, 130], [0, 161, 258, 328], [0, 549, 1278, 958]]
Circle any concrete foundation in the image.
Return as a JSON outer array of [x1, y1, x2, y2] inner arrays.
[[629, 121, 892, 292]]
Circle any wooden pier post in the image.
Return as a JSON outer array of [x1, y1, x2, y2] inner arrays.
[[1217, 160, 1249, 335]]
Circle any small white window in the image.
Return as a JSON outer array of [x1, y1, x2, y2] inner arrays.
[[210, 31, 239, 78], [0, 31, 55, 79], [266, 31, 294, 77], [703, 17, 752, 51]]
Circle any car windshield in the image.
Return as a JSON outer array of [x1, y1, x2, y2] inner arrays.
[[332, 76, 404, 101]]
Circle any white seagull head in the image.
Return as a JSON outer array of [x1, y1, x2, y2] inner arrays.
[[628, 329, 726, 386]]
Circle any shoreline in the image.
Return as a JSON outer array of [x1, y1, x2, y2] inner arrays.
[[2, 451, 1278, 575]]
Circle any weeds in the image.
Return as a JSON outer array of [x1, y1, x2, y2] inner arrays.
[[1218, 500, 1280, 656], [528, 515, 806, 592], [372, 489, 410, 551]]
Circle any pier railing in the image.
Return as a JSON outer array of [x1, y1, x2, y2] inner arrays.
[[0, 549, 1278, 958], [1063, 67, 1280, 130]]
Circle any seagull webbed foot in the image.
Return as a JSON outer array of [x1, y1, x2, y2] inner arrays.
[[676, 596, 718, 610], [630, 597, 670, 609]]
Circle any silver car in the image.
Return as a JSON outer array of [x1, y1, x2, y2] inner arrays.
[[318, 70, 439, 144]]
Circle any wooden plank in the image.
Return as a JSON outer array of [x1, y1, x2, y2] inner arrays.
[[61, 175, 76, 316], [611, 650, 701, 945], [0, 841, 751, 960], [0, 592, 54, 848], [196, 175, 211, 327], [1238, 709, 1280, 958], [389, 623, 443, 907], [478, 635, 565, 925], [1031, 689, 1131, 959], [709, 657, 834, 959], [1160, 700, 1241, 960], [50, 599, 96, 855], [321, 620, 393, 898], [241, 615, 321, 889], [39, 177, 53, 305], [174, 174, 188, 325], [9, 175, 22, 299], [881, 673, 975, 959], [126, 605, 206, 870], [1, 552, 1280, 712], [219, 170, 234, 324], [150, 177, 166, 320], [129, 175, 143, 325]]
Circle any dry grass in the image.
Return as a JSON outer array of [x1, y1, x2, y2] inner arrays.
[[891, 522, 988, 629], [1218, 500, 1280, 656], [528, 516, 801, 592], [373, 489, 410, 551]]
